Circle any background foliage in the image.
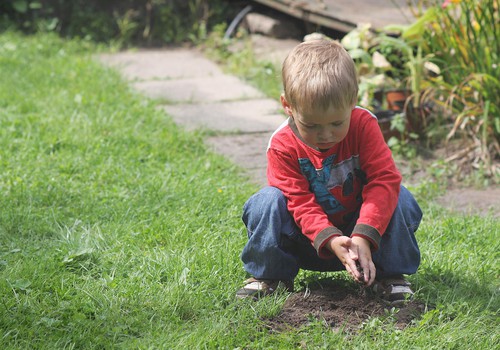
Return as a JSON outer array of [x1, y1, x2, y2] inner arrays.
[[342, 0, 499, 180], [422, 0, 499, 177], [0, 0, 237, 46]]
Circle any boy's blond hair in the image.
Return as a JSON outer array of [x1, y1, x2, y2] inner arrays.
[[282, 39, 358, 116]]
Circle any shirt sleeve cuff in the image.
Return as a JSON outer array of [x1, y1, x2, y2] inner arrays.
[[351, 223, 381, 250], [313, 227, 343, 259]]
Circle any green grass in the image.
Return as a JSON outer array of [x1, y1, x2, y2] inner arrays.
[[0, 32, 498, 349]]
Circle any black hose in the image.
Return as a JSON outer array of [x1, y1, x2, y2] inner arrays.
[[224, 5, 253, 40]]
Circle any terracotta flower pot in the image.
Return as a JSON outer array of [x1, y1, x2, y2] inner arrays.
[[385, 89, 410, 111]]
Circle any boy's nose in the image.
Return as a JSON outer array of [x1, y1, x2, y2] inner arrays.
[[318, 127, 333, 141]]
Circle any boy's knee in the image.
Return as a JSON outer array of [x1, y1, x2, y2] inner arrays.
[[397, 186, 423, 230], [247, 186, 286, 208], [243, 187, 287, 217], [257, 186, 284, 199]]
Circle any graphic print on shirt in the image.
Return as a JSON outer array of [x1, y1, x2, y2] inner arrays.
[[298, 155, 364, 215]]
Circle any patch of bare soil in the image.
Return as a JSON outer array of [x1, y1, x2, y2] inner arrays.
[[265, 279, 426, 333], [395, 154, 500, 218]]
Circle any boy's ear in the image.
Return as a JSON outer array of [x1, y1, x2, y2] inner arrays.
[[280, 95, 293, 117], [351, 94, 358, 109]]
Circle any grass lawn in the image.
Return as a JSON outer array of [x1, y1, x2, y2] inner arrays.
[[0, 32, 498, 349]]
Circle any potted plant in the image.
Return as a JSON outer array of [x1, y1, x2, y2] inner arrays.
[[342, 24, 396, 112], [375, 8, 441, 135], [342, 25, 414, 142]]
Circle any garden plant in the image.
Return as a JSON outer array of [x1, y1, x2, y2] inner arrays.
[[422, 0, 499, 178], [342, 0, 499, 180], [0, 0, 233, 46]]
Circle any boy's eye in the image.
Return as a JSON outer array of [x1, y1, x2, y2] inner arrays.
[[305, 124, 320, 129], [300, 120, 344, 129]]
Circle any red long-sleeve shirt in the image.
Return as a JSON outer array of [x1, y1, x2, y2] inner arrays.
[[267, 106, 401, 258]]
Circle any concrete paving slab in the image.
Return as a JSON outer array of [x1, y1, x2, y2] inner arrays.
[[161, 99, 285, 132], [99, 48, 281, 186], [250, 34, 298, 65], [134, 75, 265, 103], [99, 48, 222, 80], [206, 132, 272, 186]]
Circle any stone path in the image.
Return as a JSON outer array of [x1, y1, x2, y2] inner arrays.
[[99, 47, 288, 186], [99, 45, 499, 218]]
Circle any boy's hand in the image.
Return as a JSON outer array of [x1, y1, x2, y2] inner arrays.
[[351, 236, 376, 286], [327, 236, 376, 286]]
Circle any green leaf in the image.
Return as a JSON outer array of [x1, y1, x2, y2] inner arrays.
[[403, 7, 438, 39], [387, 136, 399, 147], [29, 2, 42, 10], [46, 18, 59, 31], [10, 279, 32, 291], [348, 48, 371, 61], [12, 0, 28, 13], [63, 247, 94, 263], [341, 30, 361, 50], [382, 24, 407, 34]]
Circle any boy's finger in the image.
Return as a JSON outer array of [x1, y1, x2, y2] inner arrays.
[[368, 262, 376, 285], [348, 247, 359, 261], [344, 257, 358, 278], [355, 260, 365, 283], [361, 261, 376, 286]]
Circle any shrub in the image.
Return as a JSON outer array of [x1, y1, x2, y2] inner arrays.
[[423, 0, 499, 178], [0, 0, 236, 46]]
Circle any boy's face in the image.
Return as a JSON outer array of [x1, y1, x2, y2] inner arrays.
[[281, 96, 353, 151]]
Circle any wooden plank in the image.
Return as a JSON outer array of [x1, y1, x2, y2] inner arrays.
[[252, 0, 416, 32]]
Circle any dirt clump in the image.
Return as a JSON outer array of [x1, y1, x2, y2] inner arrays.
[[265, 278, 426, 333]]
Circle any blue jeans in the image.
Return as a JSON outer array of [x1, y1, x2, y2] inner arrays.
[[241, 186, 422, 280]]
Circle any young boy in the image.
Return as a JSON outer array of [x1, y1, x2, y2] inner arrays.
[[236, 39, 422, 306]]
